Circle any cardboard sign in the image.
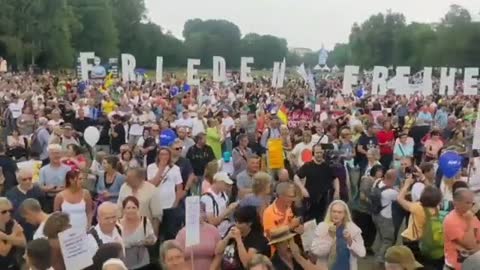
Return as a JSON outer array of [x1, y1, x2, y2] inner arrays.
[[267, 138, 284, 169], [185, 196, 201, 247], [58, 228, 93, 270]]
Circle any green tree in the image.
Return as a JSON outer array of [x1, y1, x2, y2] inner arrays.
[[239, 33, 288, 68], [327, 43, 351, 67], [183, 19, 241, 67], [69, 0, 119, 59]]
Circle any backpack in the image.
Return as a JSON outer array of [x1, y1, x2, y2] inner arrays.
[[368, 180, 391, 215], [202, 192, 221, 216], [88, 224, 123, 246], [30, 128, 44, 156], [419, 207, 444, 259]]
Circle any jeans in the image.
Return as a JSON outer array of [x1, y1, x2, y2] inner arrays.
[[373, 214, 395, 263]]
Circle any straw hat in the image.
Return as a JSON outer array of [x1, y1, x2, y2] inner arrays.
[[385, 245, 423, 270], [267, 226, 296, 245]]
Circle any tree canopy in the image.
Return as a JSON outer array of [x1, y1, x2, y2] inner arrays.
[[0, 2, 479, 70]]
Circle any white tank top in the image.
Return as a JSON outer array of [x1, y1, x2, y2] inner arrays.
[[62, 199, 87, 232]]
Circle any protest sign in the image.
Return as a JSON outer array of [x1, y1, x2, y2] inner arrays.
[[156, 56, 163, 83], [79, 51, 480, 96], [187, 59, 201, 86], [58, 228, 93, 270], [301, 220, 317, 252], [439, 67, 456, 95], [267, 139, 284, 169], [121, 54, 136, 82], [185, 196, 201, 247], [213, 56, 227, 82], [240, 57, 254, 83], [271, 58, 286, 88]]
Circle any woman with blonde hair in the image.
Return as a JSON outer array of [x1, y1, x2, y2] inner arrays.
[[239, 172, 272, 214], [311, 200, 366, 270], [202, 160, 220, 194]]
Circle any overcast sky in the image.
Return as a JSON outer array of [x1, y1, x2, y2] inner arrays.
[[145, 0, 480, 51]]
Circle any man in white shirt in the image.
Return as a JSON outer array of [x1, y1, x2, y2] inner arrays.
[[191, 109, 207, 136], [19, 199, 49, 240], [174, 111, 194, 130], [201, 172, 238, 237], [8, 94, 23, 120], [290, 130, 315, 168], [373, 169, 399, 265], [87, 202, 123, 254]]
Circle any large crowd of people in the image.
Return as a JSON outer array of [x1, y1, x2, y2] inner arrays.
[[0, 71, 479, 270]]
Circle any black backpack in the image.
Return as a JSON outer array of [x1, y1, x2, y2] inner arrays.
[[88, 224, 124, 246], [368, 180, 392, 215]]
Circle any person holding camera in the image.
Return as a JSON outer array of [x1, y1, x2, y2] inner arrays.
[[294, 144, 339, 223]]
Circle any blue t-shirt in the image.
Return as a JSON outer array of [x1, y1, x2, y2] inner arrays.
[[332, 225, 350, 270]]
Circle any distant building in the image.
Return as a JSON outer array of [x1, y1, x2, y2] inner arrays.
[[289, 47, 313, 57]]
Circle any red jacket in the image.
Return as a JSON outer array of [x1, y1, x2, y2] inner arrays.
[[377, 130, 395, 155]]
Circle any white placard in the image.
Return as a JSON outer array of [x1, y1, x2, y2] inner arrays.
[[440, 67, 456, 96], [464, 67, 479, 96], [342, 65, 359, 95], [212, 56, 226, 82], [185, 196, 201, 247], [156, 56, 163, 84], [473, 119, 480, 150], [58, 228, 93, 270], [271, 58, 286, 88], [390, 66, 411, 95], [372, 66, 388, 95], [187, 59, 201, 86], [240, 57, 254, 83], [121, 53, 136, 82], [301, 219, 317, 251], [422, 67, 433, 96], [79, 52, 95, 81]]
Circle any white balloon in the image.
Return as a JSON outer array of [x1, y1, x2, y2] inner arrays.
[[84, 127, 100, 147]]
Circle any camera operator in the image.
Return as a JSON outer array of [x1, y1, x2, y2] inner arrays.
[[294, 144, 339, 223]]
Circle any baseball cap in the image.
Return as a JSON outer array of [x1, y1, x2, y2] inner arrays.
[[62, 123, 73, 129], [463, 250, 480, 270], [385, 245, 423, 270], [213, 172, 233, 185]]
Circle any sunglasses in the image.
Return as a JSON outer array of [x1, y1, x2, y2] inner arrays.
[[173, 147, 183, 151], [0, 209, 12, 214], [22, 177, 33, 181]]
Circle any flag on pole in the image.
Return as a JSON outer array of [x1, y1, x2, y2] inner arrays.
[[277, 105, 288, 125], [103, 72, 114, 89], [296, 63, 308, 81]]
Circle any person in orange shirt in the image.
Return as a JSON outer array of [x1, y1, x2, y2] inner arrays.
[[262, 182, 304, 239], [444, 188, 480, 270]]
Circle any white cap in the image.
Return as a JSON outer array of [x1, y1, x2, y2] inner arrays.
[[213, 172, 233, 185]]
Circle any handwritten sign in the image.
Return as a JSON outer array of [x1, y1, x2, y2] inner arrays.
[[301, 220, 317, 252], [185, 196, 201, 247], [58, 228, 93, 270]]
